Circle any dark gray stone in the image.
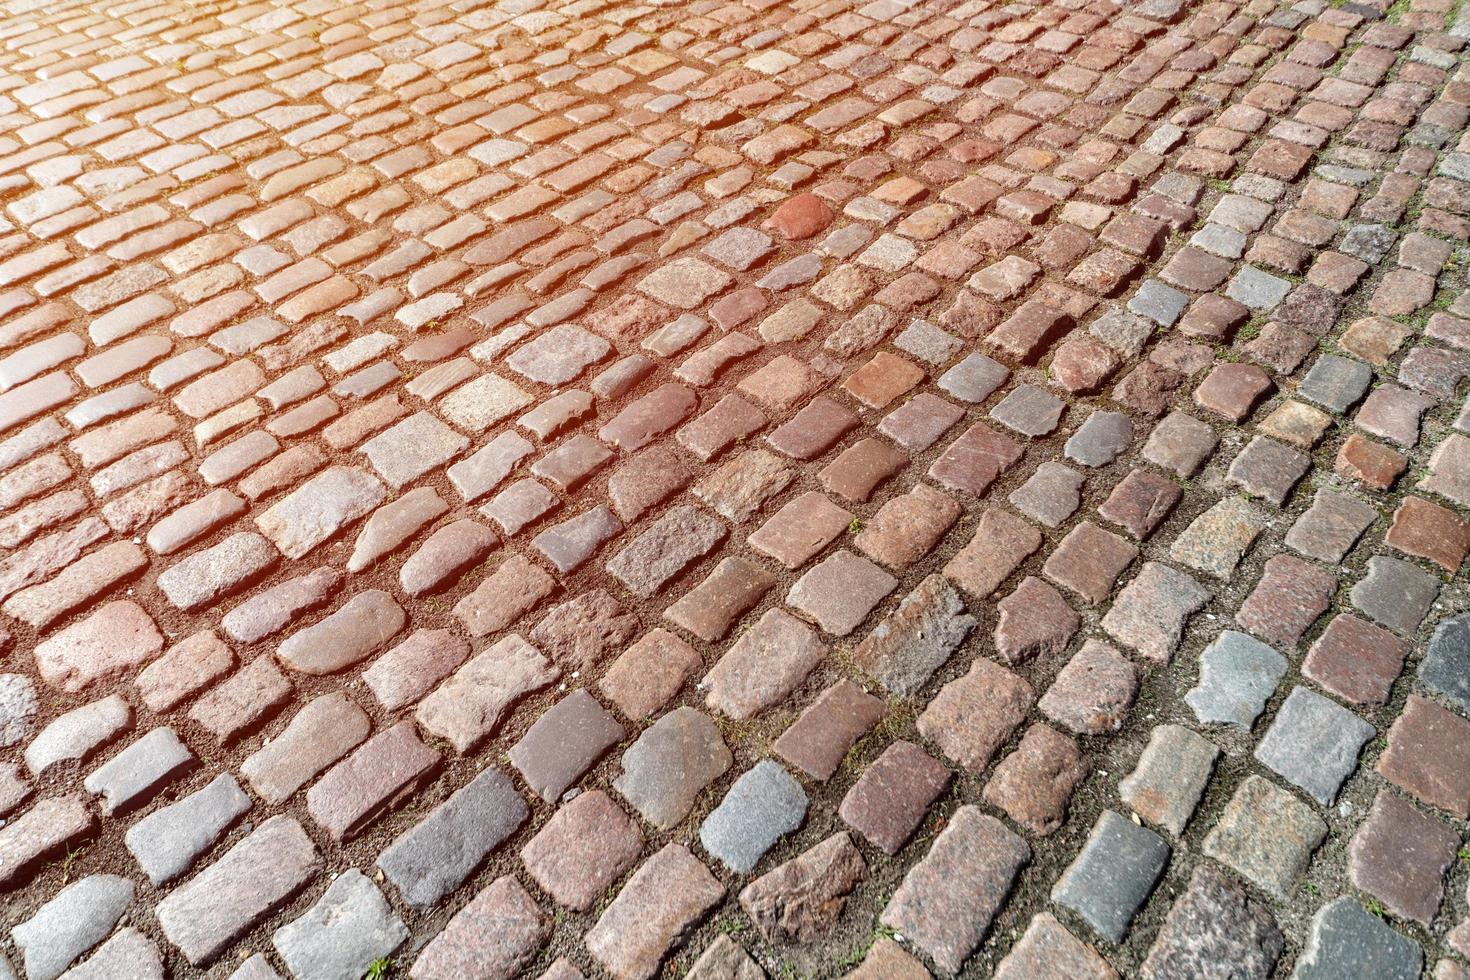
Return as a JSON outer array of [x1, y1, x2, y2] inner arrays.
[[1066, 410, 1133, 467], [1421, 613, 1470, 714], [377, 767, 528, 907], [1298, 355, 1373, 414], [1291, 898, 1421, 980], [1052, 810, 1170, 943]]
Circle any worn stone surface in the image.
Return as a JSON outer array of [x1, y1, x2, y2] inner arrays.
[[1294, 898, 1422, 980], [416, 634, 558, 753], [520, 789, 642, 912], [12, 874, 134, 980], [1203, 776, 1326, 900], [738, 831, 866, 943], [700, 761, 807, 874], [379, 767, 528, 908], [1141, 866, 1284, 980], [272, 870, 407, 980], [410, 876, 550, 980], [881, 807, 1029, 973], [1052, 810, 1170, 944], [1120, 725, 1219, 837], [615, 707, 732, 831], [156, 816, 320, 966], [586, 844, 725, 980]]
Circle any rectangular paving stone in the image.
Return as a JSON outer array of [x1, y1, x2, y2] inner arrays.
[[156, 816, 319, 966], [586, 844, 725, 980], [881, 806, 1029, 973], [378, 767, 529, 908], [1052, 810, 1170, 944], [305, 721, 439, 840]]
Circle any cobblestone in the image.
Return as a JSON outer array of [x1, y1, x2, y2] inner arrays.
[[0, 0, 1464, 972]]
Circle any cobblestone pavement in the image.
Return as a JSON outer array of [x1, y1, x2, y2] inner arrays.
[[0, 0, 1468, 976]]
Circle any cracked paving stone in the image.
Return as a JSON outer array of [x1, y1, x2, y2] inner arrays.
[[739, 831, 866, 944]]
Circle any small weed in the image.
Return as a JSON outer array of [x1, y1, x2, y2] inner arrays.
[[365, 959, 393, 980], [1365, 898, 1389, 920], [848, 516, 864, 534], [719, 913, 750, 936], [59, 847, 81, 885], [1302, 880, 1321, 896], [1458, 846, 1470, 863]]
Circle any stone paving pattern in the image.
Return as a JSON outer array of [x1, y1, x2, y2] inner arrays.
[[0, 0, 1467, 975]]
